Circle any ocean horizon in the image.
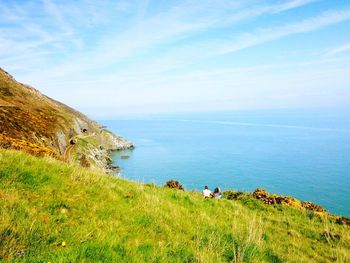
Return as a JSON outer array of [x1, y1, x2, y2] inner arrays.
[[102, 108, 350, 216]]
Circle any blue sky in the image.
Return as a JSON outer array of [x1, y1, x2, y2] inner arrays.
[[0, 0, 349, 117]]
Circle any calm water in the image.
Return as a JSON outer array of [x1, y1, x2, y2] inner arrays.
[[102, 109, 350, 216]]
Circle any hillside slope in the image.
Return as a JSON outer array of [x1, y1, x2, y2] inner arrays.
[[0, 150, 349, 262], [0, 68, 133, 172]]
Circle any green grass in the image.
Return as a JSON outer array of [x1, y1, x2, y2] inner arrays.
[[0, 149, 349, 262]]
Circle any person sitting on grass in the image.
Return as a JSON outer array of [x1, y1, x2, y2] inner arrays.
[[203, 186, 211, 198], [213, 187, 222, 199]]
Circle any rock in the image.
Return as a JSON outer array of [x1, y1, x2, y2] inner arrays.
[[75, 118, 89, 134], [56, 130, 67, 154]]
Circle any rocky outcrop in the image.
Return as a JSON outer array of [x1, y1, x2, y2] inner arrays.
[[67, 131, 132, 174], [56, 130, 67, 155], [100, 131, 134, 150]]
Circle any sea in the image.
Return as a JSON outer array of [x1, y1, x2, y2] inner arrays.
[[101, 109, 350, 216]]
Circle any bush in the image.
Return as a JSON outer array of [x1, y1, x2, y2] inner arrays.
[[223, 190, 246, 200], [164, 180, 184, 190], [336, 217, 350, 226], [301, 201, 326, 213]]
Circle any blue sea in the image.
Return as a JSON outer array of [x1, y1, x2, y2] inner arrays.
[[101, 109, 350, 216]]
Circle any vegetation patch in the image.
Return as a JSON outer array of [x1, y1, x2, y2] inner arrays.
[[0, 133, 59, 158], [164, 180, 184, 190]]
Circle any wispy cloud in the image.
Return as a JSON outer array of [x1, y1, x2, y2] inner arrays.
[[325, 43, 350, 56], [220, 8, 350, 54], [43, 0, 74, 35], [11, 0, 323, 80], [272, 0, 319, 13], [1, 0, 350, 115]]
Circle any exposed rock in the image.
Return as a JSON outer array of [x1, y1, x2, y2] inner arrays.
[[56, 130, 67, 154], [75, 118, 89, 133], [100, 131, 134, 150], [72, 118, 82, 135]]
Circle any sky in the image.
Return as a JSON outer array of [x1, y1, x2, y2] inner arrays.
[[0, 0, 350, 118]]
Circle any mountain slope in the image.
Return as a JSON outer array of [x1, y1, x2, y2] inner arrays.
[[0, 149, 349, 262], [0, 68, 132, 172]]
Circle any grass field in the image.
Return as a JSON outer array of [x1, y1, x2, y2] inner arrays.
[[0, 149, 349, 262]]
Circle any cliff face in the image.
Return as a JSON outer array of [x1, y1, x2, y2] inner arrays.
[[0, 68, 133, 173]]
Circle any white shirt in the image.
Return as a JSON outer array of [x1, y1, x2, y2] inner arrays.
[[203, 189, 211, 198]]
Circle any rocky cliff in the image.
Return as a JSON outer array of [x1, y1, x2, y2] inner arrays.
[[0, 68, 133, 173]]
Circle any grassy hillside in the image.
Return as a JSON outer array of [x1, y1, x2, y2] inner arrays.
[[0, 68, 132, 172], [0, 68, 96, 155], [1, 149, 349, 262]]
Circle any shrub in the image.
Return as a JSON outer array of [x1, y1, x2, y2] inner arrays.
[[164, 180, 184, 190], [336, 216, 350, 226], [301, 201, 326, 213], [223, 190, 246, 200], [253, 188, 302, 208]]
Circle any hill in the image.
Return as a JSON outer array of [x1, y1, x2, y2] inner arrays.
[[1, 149, 349, 262], [0, 68, 133, 172]]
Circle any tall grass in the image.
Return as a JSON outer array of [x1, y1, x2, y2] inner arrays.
[[0, 149, 349, 262]]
